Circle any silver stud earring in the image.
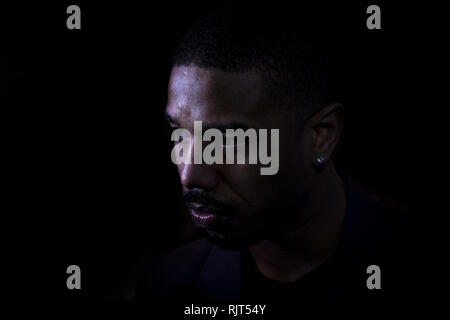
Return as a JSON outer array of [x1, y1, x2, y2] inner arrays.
[[314, 156, 325, 166]]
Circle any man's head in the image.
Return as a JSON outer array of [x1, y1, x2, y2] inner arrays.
[[165, 9, 344, 248]]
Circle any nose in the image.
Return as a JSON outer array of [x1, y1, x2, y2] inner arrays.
[[179, 161, 220, 191], [177, 138, 220, 191]]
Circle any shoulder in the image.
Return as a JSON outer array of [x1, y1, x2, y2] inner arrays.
[[340, 175, 416, 303], [342, 175, 409, 260], [135, 237, 216, 299]]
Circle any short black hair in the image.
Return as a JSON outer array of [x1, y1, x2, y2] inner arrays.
[[172, 7, 345, 122]]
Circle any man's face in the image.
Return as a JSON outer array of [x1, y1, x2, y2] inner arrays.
[[166, 66, 315, 248]]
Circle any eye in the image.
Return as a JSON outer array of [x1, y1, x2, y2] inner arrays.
[[171, 129, 184, 143], [170, 127, 192, 145], [222, 132, 246, 148], [222, 133, 235, 148]]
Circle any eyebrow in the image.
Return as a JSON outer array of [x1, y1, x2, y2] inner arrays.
[[164, 111, 250, 132]]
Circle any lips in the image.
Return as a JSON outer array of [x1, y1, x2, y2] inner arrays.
[[189, 209, 218, 227], [185, 202, 226, 228]]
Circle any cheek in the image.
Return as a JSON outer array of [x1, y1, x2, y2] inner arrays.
[[220, 164, 282, 203], [278, 133, 312, 178], [219, 163, 263, 187]]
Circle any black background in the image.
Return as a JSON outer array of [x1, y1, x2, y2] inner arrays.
[[3, 0, 436, 301]]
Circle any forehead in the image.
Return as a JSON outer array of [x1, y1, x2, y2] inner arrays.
[[166, 66, 269, 126]]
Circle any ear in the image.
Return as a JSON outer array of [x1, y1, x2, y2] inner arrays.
[[309, 103, 344, 163]]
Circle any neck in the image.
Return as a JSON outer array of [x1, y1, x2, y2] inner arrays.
[[248, 164, 347, 282]]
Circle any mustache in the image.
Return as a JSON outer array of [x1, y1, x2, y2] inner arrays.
[[182, 190, 235, 215]]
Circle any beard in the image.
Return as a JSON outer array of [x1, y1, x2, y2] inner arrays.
[[200, 214, 277, 250], [200, 193, 311, 250]]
